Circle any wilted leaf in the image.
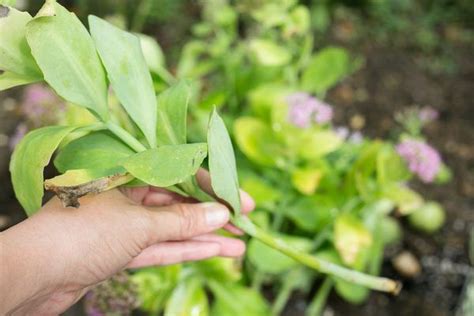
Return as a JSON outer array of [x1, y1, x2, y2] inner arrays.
[[10, 125, 78, 215], [89, 16, 157, 147], [44, 167, 133, 208], [26, 2, 109, 120], [123, 143, 207, 187], [164, 277, 209, 316], [55, 131, 134, 173], [156, 81, 190, 145], [334, 214, 373, 266], [208, 110, 241, 214]]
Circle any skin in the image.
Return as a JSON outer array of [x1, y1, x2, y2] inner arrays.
[[0, 170, 255, 315]]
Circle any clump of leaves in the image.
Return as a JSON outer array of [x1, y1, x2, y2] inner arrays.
[[2, 0, 400, 294]]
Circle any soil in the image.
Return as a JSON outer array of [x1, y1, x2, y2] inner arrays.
[[1, 27, 472, 316]]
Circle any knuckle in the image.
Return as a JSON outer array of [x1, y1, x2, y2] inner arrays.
[[175, 204, 199, 238]]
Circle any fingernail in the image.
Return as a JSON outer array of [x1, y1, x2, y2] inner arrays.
[[203, 203, 229, 227]]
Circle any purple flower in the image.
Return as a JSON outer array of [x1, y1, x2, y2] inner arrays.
[[21, 84, 65, 126], [84, 272, 139, 316], [313, 100, 333, 124], [396, 139, 442, 183], [335, 126, 350, 139], [419, 106, 439, 123], [348, 131, 363, 143], [287, 92, 333, 128]]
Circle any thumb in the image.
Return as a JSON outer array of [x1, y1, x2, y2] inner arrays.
[[144, 202, 230, 243]]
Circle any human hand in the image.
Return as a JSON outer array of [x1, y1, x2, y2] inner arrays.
[[0, 170, 254, 315]]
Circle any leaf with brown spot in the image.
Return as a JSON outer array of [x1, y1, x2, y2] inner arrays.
[[44, 168, 133, 207]]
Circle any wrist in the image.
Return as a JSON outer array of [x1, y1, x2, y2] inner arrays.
[[0, 219, 51, 314]]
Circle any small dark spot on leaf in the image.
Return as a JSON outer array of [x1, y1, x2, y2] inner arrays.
[[0, 6, 10, 18], [0, 70, 4, 75]]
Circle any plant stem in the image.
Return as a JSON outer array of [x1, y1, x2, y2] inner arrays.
[[106, 121, 147, 152], [272, 272, 299, 315], [232, 216, 402, 294], [306, 278, 334, 316]]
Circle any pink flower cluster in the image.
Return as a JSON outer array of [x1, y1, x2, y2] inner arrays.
[[396, 139, 442, 183], [287, 92, 333, 128]]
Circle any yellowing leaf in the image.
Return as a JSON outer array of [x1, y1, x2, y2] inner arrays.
[[334, 214, 373, 266], [44, 168, 133, 208], [291, 167, 323, 195]]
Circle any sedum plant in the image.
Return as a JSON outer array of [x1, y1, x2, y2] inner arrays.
[[2, 0, 400, 305]]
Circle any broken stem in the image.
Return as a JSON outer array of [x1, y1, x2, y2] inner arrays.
[[232, 216, 402, 294]]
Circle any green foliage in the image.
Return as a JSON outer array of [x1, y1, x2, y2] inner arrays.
[[209, 282, 271, 316], [123, 144, 207, 187], [208, 110, 241, 214], [164, 277, 209, 316], [0, 6, 42, 87], [26, 2, 109, 120], [156, 81, 190, 145], [54, 131, 134, 173], [10, 125, 78, 214], [301, 47, 360, 95], [89, 15, 157, 147], [408, 202, 446, 233]]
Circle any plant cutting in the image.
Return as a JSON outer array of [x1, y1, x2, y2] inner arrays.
[[2, 0, 400, 295]]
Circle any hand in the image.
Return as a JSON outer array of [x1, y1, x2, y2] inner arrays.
[[0, 170, 254, 315]]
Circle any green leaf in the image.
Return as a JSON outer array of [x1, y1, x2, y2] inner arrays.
[[89, 16, 157, 147], [408, 201, 445, 233], [301, 47, 354, 95], [291, 167, 323, 195], [208, 110, 241, 214], [132, 265, 181, 314], [156, 81, 190, 145], [315, 249, 369, 304], [54, 131, 134, 173], [137, 33, 165, 74], [10, 125, 77, 215], [26, 2, 108, 120], [123, 143, 207, 187], [383, 184, 423, 215], [0, 6, 41, 78], [191, 258, 241, 283], [0, 70, 40, 90], [233, 117, 283, 167], [241, 176, 280, 209], [283, 195, 337, 232], [248, 235, 312, 274], [296, 130, 343, 160], [248, 39, 291, 67], [165, 277, 209, 316], [209, 282, 271, 316]]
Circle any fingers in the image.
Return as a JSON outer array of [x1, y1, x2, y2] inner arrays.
[[143, 187, 195, 207], [126, 241, 221, 268], [196, 169, 255, 213], [145, 202, 230, 243], [126, 234, 246, 268], [191, 234, 246, 257]]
